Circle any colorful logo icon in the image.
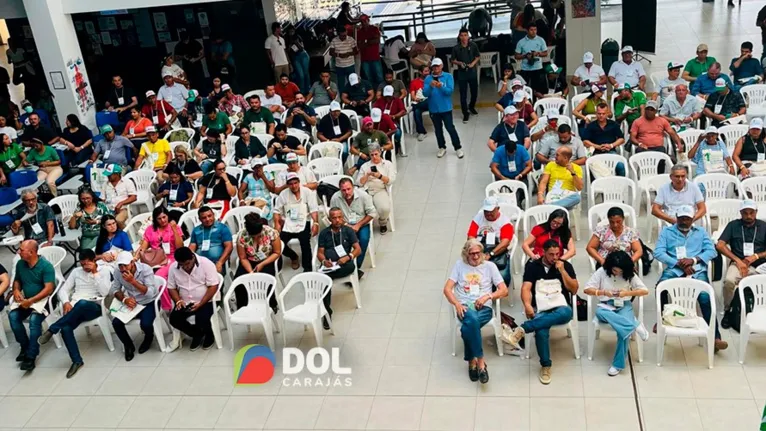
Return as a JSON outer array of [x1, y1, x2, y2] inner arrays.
[[234, 344, 276, 385]]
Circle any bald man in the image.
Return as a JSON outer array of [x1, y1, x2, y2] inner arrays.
[[536, 146, 583, 209], [8, 240, 56, 372]]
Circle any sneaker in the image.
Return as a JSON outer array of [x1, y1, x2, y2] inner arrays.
[[417, 133, 426, 141], [20, 358, 35, 371], [66, 362, 83, 379], [505, 327, 525, 349], [202, 334, 215, 350], [468, 365, 479, 382], [380, 225, 388, 235], [38, 330, 53, 346], [437, 148, 447, 158], [469, 107, 479, 115], [190, 336, 203, 352], [456, 149, 465, 159], [462, 114, 469, 123], [15, 350, 27, 362], [138, 336, 153, 354], [539, 366, 552, 385], [635, 322, 649, 341], [714, 339, 729, 352], [607, 366, 621, 376], [478, 365, 489, 384]]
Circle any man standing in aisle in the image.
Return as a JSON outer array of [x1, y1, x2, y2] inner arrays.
[[330, 26, 359, 94], [423, 58, 463, 159], [514, 22, 547, 96], [451, 28, 480, 124], [265, 23, 290, 83]]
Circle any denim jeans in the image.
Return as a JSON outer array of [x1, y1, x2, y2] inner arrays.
[[49, 300, 102, 364], [356, 224, 370, 268], [9, 308, 46, 359], [412, 101, 429, 134], [430, 111, 461, 150], [457, 78, 478, 116], [595, 300, 638, 370], [293, 51, 311, 94], [658, 271, 721, 339], [336, 65, 356, 95], [459, 305, 494, 361], [361, 60, 383, 89], [521, 305, 574, 367], [550, 192, 581, 209], [112, 305, 157, 351], [200, 159, 214, 176]]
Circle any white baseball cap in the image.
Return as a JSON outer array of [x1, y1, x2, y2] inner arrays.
[[145, 125, 157, 133], [116, 251, 134, 266], [544, 108, 559, 119], [482, 197, 499, 211], [329, 101, 341, 111], [221, 83, 231, 92], [145, 90, 156, 97], [431, 57, 443, 66], [512, 90, 526, 103], [741, 199, 758, 211], [285, 172, 300, 183], [583, 52, 594, 63], [383, 85, 394, 97], [348, 73, 359, 86], [621, 45, 634, 53], [371, 107, 382, 122], [511, 79, 523, 88], [285, 152, 299, 163], [675, 205, 695, 218], [750, 118, 764, 130], [705, 126, 719, 135], [503, 105, 518, 116], [250, 158, 266, 168], [591, 84, 602, 94]]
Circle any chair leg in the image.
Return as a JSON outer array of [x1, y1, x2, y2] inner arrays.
[[312, 319, 324, 347], [368, 231, 376, 268], [451, 320, 457, 356], [0, 318, 8, 348], [211, 311, 223, 349], [707, 333, 714, 369], [98, 319, 115, 352], [281, 318, 288, 347], [656, 330, 665, 366], [570, 323, 581, 359], [351, 274, 362, 309], [153, 320, 167, 352], [524, 333, 531, 359], [587, 324, 596, 361], [493, 320, 504, 357], [228, 318, 236, 352], [263, 318, 276, 351]]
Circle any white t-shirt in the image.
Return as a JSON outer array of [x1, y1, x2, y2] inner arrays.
[[161, 64, 185, 80], [654, 180, 704, 216], [573, 64, 605, 85], [102, 178, 137, 210], [608, 60, 646, 88], [276, 167, 317, 188], [584, 267, 647, 302], [657, 76, 687, 102], [264, 35, 289, 66], [449, 260, 504, 307], [384, 39, 406, 64], [262, 94, 283, 110], [0, 126, 18, 140]]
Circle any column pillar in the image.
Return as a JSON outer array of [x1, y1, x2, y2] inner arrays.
[[261, 0, 277, 34], [22, 0, 97, 131], [564, 0, 602, 76]]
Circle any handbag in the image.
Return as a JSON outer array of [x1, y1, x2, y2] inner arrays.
[[535, 279, 568, 312], [661, 304, 698, 328], [140, 248, 168, 267]]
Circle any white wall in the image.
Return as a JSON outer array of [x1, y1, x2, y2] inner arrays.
[[0, 0, 27, 19], [564, 0, 601, 76]]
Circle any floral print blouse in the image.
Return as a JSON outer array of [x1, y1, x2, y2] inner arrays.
[[238, 225, 279, 262], [593, 225, 640, 258]]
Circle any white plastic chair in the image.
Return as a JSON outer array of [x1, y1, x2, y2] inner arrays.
[[588, 176, 637, 209], [629, 152, 673, 184], [221, 206, 260, 238], [243, 89, 266, 100], [224, 273, 280, 351], [740, 84, 766, 107], [307, 158, 343, 181], [39, 246, 67, 290], [277, 272, 334, 347], [263, 163, 288, 178], [48, 195, 82, 248], [62, 296, 115, 353], [308, 141, 344, 161], [226, 166, 244, 186], [178, 209, 201, 244], [717, 124, 749, 155], [342, 109, 361, 133], [521, 205, 569, 266], [524, 293, 580, 360], [656, 278, 717, 368], [124, 169, 157, 214], [163, 127, 196, 145], [533, 97, 568, 117], [224, 135, 238, 166], [584, 153, 629, 204], [693, 173, 740, 201], [641, 175, 672, 243], [169, 141, 189, 157], [124, 212, 152, 249], [478, 52, 499, 87], [523, 85, 533, 100], [741, 177, 766, 204], [287, 128, 311, 147], [736, 274, 766, 364], [451, 297, 504, 357], [314, 105, 331, 120], [705, 198, 743, 241], [252, 133, 274, 148], [587, 293, 644, 363], [485, 179, 530, 210]]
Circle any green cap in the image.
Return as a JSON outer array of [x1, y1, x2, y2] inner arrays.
[[545, 63, 563, 74], [187, 89, 199, 103], [99, 124, 113, 134], [102, 163, 122, 176], [621, 83, 632, 90]]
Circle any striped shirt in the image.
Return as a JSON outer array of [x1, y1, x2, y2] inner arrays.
[[330, 36, 357, 68]]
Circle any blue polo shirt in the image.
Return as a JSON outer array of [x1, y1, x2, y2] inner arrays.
[[190, 221, 233, 263], [581, 119, 624, 153], [489, 121, 530, 146], [691, 73, 733, 96], [729, 57, 764, 81], [515, 36, 547, 71], [492, 144, 530, 178]]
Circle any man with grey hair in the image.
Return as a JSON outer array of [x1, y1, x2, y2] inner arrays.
[[652, 164, 706, 225], [10, 189, 55, 246], [317, 207, 361, 328], [659, 84, 703, 129], [330, 177, 375, 272], [690, 62, 733, 97]]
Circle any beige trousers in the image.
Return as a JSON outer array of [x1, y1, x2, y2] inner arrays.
[[37, 166, 63, 196], [723, 262, 758, 309]]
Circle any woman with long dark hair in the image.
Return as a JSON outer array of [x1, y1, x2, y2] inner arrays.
[[235, 212, 282, 311], [156, 165, 194, 219], [0, 132, 26, 185], [69, 188, 111, 251], [60, 114, 94, 167], [136, 206, 183, 279], [95, 214, 133, 263], [583, 250, 649, 376], [522, 209, 575, 261], [409, 32, 436, 68]]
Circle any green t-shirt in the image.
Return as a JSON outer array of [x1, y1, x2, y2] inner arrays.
[[15, 256, 55, 299], [242, 108, 275, 132], [615, 91, 647, 125], [202, 112, 231, 133], [352, 130, 388, 155], [683, 56, 717, 79], [26, 146, 60, 165], [0, 143, 24, 174]]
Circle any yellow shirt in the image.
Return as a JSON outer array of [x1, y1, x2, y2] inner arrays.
[[139, 138, 171, 169], [544, 161, 582, 192]]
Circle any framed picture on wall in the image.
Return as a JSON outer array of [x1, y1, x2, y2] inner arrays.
[[153, 12, 168, 31]]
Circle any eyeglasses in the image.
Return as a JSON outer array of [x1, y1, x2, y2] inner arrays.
[[468, 251, 482, 256], [22, 197, 37, 203]]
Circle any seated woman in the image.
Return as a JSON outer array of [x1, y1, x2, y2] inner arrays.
[[95, 214, 133, 266], [235, 213, 282, 312], [165, 144, 203, 182], [135, 206, 184, 280], [573, 85, 607, 136], [193, 159, 238, 218], [0, 132, 26, 186], [358, 143, 396, 235], [688, 126, 735, 187], [522, 209, 575, 262], [68, 188, 112, 251], [156, 165, 194, 222], [123, 107, 153, 144], [443, 238, 508, 384], [234, 125, 267, 167], [585, 206, 642, 267], [583, 251, 649, 376], [238, 158, 275, 219], [26, 137, 63, 196], [59, 114, 94, 167], [497, 64, 526, 96], [194, 129, 226, 175]]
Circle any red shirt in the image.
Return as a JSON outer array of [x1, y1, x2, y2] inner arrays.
[[141, 101, 175, 128], [468, 220, 514, 241], [531, 225, 565, 257], [373, 97, 405, 118], [410, 78, 424, 94], [517, 102, 535, 124], [275, 82, 300, 105], [356, 26, 381, 61], [373, 114, 398, 136]]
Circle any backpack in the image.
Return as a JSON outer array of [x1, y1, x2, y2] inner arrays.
[[721, 287, 755, 332], [640, 240, 654, 276], [316, 182, 339, 205]]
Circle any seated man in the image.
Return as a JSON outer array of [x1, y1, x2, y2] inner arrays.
[[167, 247, 219, 351], [200, 102, 233, 137], [273, 172, 319, 272], [317, 101, 353, 144], [733, 118, 766, 179], [630, 100, 682, 158], [189, 206, 233, 274], [656, 62, 687, 103], [467, 197, 514, 286], [659, 84, 703, 130], [506, 239, 578, 385], [330, 177, 375, 273], [110, 252, 159, 360], [691, 62, 733, 97], [275, 152, 318, 191], [317, 207, 361, 328], [307, 70, 339, 108], [376, 69, 407, 100], [488, 106, 531, 152], [490, 137, 532, 197], [682, 44, 716, 83], [495, 90, 538, 127], [535, 124, 587, 169], [142, 90, 177, 133], [571, 51, 607, 89], [341, 73, 374, 117], [10, 189, 55, 246], [284, 93, 317, 134], [608, 46, 647, 91], [372, 86, 406, 152], [134, 126, 171, 174], [261, 85, 286, 115], [21, 112, 58, 147], [38, 250, 110, 378], [651, 164, 706, 225], [350, 116, 391, 175], [729, 41, 763, 88], [242, 94, 276, 135], [275, 73, 301, 108], [410, 64, 430, 141], [101, 164, 137, 228], [702, 79, 746, 127], [581, 103, 627, 176], [613, 83, 646, 130], [654, 206, 726, 350], [536, 146, 584, 210], [89, 125, 134, 168], [267, 123, 306, 164], [534, 63, 569, 100], [716, 200, 766, 312], [217, 84, 249, 118], [688, 126, 735, 177], [370, 107, 401, 158]]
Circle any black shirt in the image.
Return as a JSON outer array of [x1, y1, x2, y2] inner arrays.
[[22, 124, 57, 144], [107, 86, 136, 110], [175, 39, 204, 63], [522, 258, 577, 308], [269, 136, 302, 163], [318, 226, 359, 262], [317, 113, 352, 141], [450, 42, 481, 80], [165, 159, 202, 177], [719, 219, 766, 267], [200, 172, 238, 201], [61, 126, 93, 148], [235, 137, 267, 162]]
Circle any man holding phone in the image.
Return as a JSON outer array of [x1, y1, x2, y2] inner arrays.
[[614, 83, 646, 133], [110, 252, 159, 361], [514, 22, 548, 96]]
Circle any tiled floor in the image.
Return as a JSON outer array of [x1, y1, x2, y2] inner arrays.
[[1, 0, 766, 429]]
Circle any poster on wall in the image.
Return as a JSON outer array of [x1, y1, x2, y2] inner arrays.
[[98, 17, 118, 31], [198, 12, 209, 26], [85, 22, 96, 35], [120, 20, 133, 30], [153, 12, 168, 31], [572, 0, 596, 18], [101, 32, 112, 45], [89, 33, 101, 44], [66, 57, 96, 118], [157, 32, 172, 43], [184, 9, 195, 23], [112, 34, 122, 47]]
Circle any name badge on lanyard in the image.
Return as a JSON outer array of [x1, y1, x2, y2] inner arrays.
[[714, 104, 723, 114], [162, 242, 171, 254], [334, 244, 347, 258], [676, 246, 687, 259], [103, 149, 111, 159], [206, 188, 214, 199], [5, 159, 14, 169], [152, 115, 159, 124], [333, 125, 342, 135], [201, 239, 211, 251], [384, 109, 391, 115], [469, 282, 480, 296], [129, 128, 135, 135], [743, 226, 757, 256], [232, 105, 242, 113], [485, 232, 496, 246], [31, 223, 43, 235], [169, 188, 178, 201], [758, 153, 765, 163], [118, 97, 125, 105], [507, 160, 517, 172]]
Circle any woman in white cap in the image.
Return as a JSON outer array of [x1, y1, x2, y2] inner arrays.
[[573, 85, 606, 133], [238, 158, 274, 219], [688, 126, 735, 182], [732, 118, 766, 179]]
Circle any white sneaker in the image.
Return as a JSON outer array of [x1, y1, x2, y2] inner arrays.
[[456, 149, 464, 159], [417, 133, 426, 141], [635, 322, 649, 341], [607, 366, 621, 376], [437, 148, 447, 158]]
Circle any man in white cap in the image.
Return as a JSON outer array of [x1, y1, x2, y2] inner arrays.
[[571, 51, 607, 88], [134, 125, 172, 174], [423, 57, 463, 158], [273, 171, 319, 272], [495, 89, 538, 128], [691, 62, 733, 97], [488, 105, 531, 152], [157, 73, 190, 126], [732, 118, 766, 178], [317, 101, 353, 147], [341, 72, 374, 116], [307, 69, 338, 108], [467, 196, 514, 286], [659, 83, 702, 130], [652, 164, 706, 227], [514, 21, 548, 95], [688, 126, 735, 177], [657, 62, 688, 103], [275, 152, 317, 192], [655, 205, 725, 351], [702, 78, 746, 127], [372, 88, 405, 154], [451, 27, 481, 123], [217, 83, 248, 117], [717, 199, 766, 313], [142, 90, 177, 132], [608, 45, 646, 91]]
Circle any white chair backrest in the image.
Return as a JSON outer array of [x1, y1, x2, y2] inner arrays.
[[222, 206, 261, 235], [178, 209, 201, 237], [288, 272, 333, 305], [39, 246, 66, 269], [314, 105, 331, 120], [523, 86, 533, 100], [342, 109, 361, 132], [533, 97, 568, 116], [644, 175, 672, 194], [656, 278, 714, 314], [231, 273, 277, 304], [706, 199, 744, 236], [485, 180, 529, 210], [650, 71, 667, 91], [589, 176, 637, 205], [226, 166, 244, 184], [479, 51, 498, 65], [523, 204, 568, 237], [319, 174, 354, 189], [48, 195, 79, 221], [586, 153, 629, 178], [287, 128, 311, 146], [678, 129, 704, 152], [170, 141, 190, 157], [693, 173, 740, 200], [243, 89, 266, 100], [629, 152, 673, 181], [308, 141, 344, 161], [738, 274, 766, 310], [587, 203, 637, 233], [717, 125, 749, 154], [742, 177, 766, 203], [263, 163, 288, 177], [225, 135, 238, 156], [307, 158, 343, 180], [124, 212, 152, 244], [740, 84, 766, 107], [253, 134, 274, 146], [124, 169, 157, 192]]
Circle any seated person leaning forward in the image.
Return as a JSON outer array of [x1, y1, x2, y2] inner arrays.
[[654, 205, 726, 351], [522, 208, 576, 261], [192, 159, 239, 217], [330, 177, 376, 272], [317, 207, 361, 329], [650, 164, 706, 227], [536, 146, 584, 210], [585, 206, 642, 267], [443, 238, 509, 384], [234, 213, 282, 312], [10, 189, 56, 246], [467, 197, 514, 287]]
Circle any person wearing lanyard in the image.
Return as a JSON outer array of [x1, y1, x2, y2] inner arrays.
[[733, 118, 766, 179], [716, 200, 766, 313], [142, 90, 177, 133], [135, 206, 184, 281], [489, 137, 532, 207], [273, 172, 319, 272], [10, 190, 55, 246], [487, 106, 531, 152], [94, 215, 133, 264], [467, 197, 514, 287], [156, 166, 194, 217], [652, 164, 707, 227], [105, 75, 138, 123], [317, 207, 361, 329], [534, 63, 569, 100], [189, 206, 233, 275], [654, 205, 726, 351], [193, 160, 238, 217], [330, 177, 375, 273], [702, 78, 746, 127], [372, 86, 406, 153]]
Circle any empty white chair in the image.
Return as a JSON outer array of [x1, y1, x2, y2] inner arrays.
[[717, 124, 749, 155], [706, 198, 743, 240], [39, 246, 67, 289], [224, 135, 239, 166], [584, 153, 629, 204], [308, 141, 344, 161], [124, 169, 157, 214], [656, 278, 717, 368], [533, 97, 568, 117], [588, 176, 637, 208], [178, 209, 201, 245], [740, 84, 766, 107], [736, 274, 766, 364], [224, 273, 280, 351], [277, 272, 334, 347], [693, 172, 740, 201], [287, 128, 311, 147], [478, 51, 499, 86], [252, 133, 274, 148], [485, 179, 530, 210], [243, 89, 266, 100], [342, 109, 361, 132], [307, 158, 343, 181], [629, 152, 673, 184]]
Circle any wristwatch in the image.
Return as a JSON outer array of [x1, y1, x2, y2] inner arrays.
[[489, 251, 496, 258]]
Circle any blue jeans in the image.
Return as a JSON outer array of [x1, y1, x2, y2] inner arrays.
[[356, 224, 370, 268], [550, 192, 581, 209], [412, 101, 429, 134], [658, 270, 721, 339], [615, 162, 626, 177], [362, 60, 383, 89], [521, 305, 574, 367], [200, 159, 214, 176], [459, 305, 494, 361], [9, 308, 46, 359], [336, 65, 356, 95], [112, 305, 157, 350], [595, 300, 638, 370], [293, 51, 311, 94], [430, 111, 461, 150], [49, 300, 102, 364]]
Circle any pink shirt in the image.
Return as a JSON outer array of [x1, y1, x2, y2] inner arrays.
[[143, 224, 183, 261], [167, 255, 219, 302]]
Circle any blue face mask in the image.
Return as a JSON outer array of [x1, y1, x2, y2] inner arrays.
[[23, 106, 33, 114]]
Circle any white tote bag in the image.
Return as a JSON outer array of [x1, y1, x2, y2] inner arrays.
[[535, 279, 568, 312]]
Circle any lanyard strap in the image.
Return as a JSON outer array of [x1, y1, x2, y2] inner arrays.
[[331, 229, 343, 247], [742, 225, 757, 243]]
